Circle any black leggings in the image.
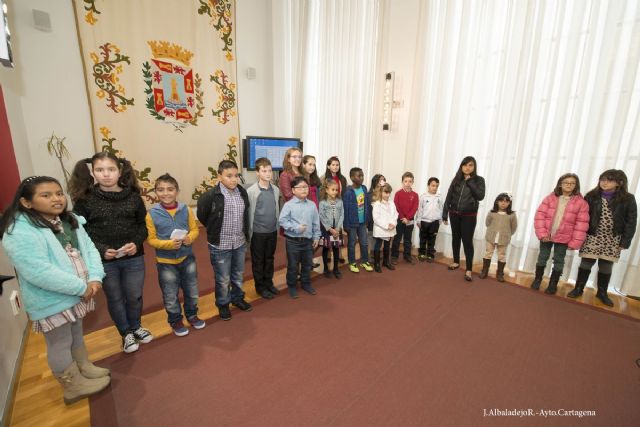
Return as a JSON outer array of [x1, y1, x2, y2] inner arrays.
[[579, 258, 613, 275], [322, 246, 340, 271], [449, 212, 477, 271], [374, 237, 391, 252]]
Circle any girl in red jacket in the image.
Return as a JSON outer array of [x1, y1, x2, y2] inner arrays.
[[531, 173, 589, 294]]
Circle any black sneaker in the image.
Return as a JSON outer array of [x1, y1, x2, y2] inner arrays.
[[267, 285, 280, 295], [302, 286, 317, 295], [219, 305, 232, 321], [232, 299, 253, 312], [132, 327, 153, 344], [259, 290, 274, 300]]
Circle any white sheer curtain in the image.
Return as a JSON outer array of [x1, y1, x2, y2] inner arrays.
[[271, 0, 381, 173], [405, 0, 640, 296]]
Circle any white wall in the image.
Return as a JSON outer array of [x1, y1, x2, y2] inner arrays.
[[376, 0, 421, 185], [0, 0, 95, 186], [236, 0, 274, 140], [236, 0, 275, 184]]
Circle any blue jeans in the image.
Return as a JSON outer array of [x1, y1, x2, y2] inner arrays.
[[208, 243, 246, 307], [346, 223, 369, 264], [157, 255, 199, 325], [102, 256, 145, 336], [285, 237, 314, 288]]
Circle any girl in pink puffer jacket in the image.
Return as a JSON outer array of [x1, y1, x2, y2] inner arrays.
[[530, 173, 589, 294]]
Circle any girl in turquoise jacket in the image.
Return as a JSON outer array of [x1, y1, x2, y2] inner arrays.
[[1, 176, 110, 405]]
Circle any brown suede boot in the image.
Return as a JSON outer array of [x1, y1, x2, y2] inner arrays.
[[54, 361, 111, 405], [72, 345, 110, 378]]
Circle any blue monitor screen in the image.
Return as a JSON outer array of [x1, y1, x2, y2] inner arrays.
[[244, 136, 302, 170]]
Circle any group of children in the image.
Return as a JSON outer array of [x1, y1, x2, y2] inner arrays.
[[0, 149, 637, 406], [529, 170, 637, 308]]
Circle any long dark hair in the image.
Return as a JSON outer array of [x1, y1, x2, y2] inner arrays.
[[453, 156, 478, 182], [323, 156, 346, 182], [0, 176, 78, 237], [302, 155, 321, 186], [369, 174, 386, 194], [490, 193, 513, 214], [68, 152, 140, 203], [586, 169, 632, 205]]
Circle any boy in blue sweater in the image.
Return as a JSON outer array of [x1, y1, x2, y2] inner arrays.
[[146, 174, 205, 336], [343, 168, 374, 273]]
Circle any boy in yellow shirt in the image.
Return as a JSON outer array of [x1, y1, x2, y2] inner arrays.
[[146, 174, 204, 336]]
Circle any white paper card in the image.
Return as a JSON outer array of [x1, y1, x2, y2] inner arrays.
[[170, 229, 188, 240]]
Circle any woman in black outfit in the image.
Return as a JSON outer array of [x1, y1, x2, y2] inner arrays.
[[442, 156, 486, 281]]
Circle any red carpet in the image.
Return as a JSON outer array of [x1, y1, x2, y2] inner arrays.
[[89, 263, 640, 426], [84, 232, 288, 333]]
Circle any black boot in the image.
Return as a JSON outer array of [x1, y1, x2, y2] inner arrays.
[[322, 252, 331, 277], [595, 271, 614, 307], [333, 252, 342, 278], [479, 258, 491, 279], [544, 269, 562, 295], [383, 245, 395, 270], [374, 250, 382, 273], [530, 265, 545, 290], [567, 268, 590, 298], [496, 261, 506, 282]]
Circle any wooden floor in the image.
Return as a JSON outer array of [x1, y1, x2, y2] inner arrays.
[[8, 257, 640, 427]]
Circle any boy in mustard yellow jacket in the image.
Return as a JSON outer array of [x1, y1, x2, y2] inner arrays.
[[146, 174, 204, 336]]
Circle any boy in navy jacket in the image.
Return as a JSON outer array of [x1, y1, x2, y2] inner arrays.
[[343, 167, 374, 273]]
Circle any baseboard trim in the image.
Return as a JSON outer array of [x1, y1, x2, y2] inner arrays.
[[1, 323, 29, 427]]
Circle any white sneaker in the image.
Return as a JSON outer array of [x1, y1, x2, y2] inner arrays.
[[132, 327, 153, 344], [123, 333, 139, 353]]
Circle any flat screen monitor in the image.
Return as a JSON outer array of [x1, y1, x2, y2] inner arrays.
[[0, 0, 13, 68], [243, 136, 302, 171]]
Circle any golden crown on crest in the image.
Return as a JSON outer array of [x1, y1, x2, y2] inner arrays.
[[147, 41, 194, 66]]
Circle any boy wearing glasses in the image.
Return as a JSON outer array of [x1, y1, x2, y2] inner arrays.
[[279, 176, 321, 298]]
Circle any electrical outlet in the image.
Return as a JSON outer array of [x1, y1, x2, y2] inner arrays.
[[10, 290, 21, 315]]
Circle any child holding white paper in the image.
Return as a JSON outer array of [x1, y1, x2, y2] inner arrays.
[[70, 152, 152, 353], [146, 174, 204, 337]]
